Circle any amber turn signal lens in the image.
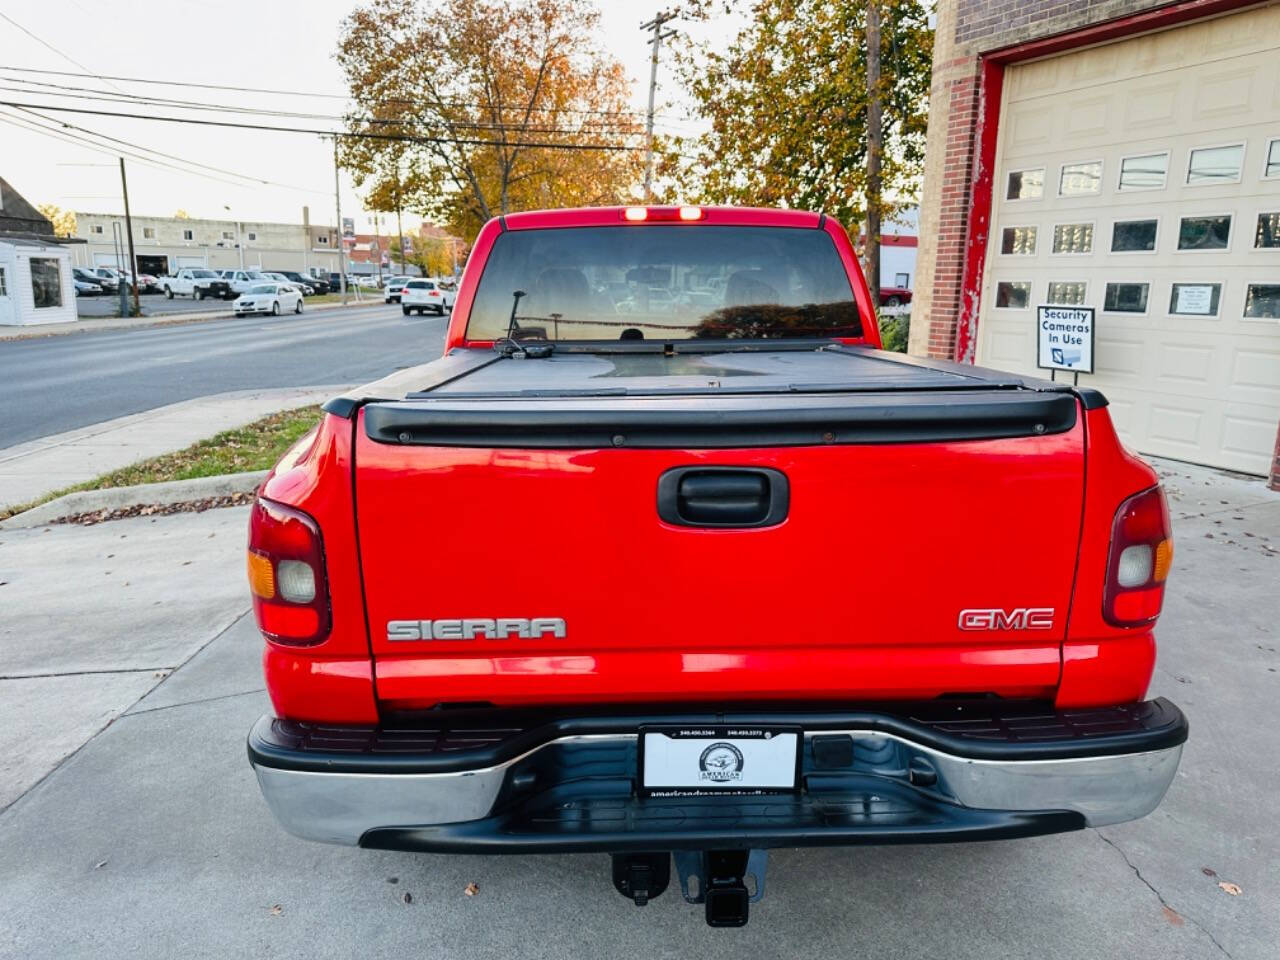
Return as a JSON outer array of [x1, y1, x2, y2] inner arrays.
[[247, 551, 275, 599], [1153, 539, 1173, 583]]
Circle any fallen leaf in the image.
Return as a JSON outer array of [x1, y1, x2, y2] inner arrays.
[[94, 859, 108, 869], [1218, 881, 1242, 896], [464, 882, 479, 897], [270, 904, 283, 916], [1161, 906, 1184, 926], [402, 892, 413, 905], [387, 877, 399, 884], [1202, 867, 1217, 877]]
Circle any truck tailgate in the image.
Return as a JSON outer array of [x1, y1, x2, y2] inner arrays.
[[353, 386, 1085, 710]]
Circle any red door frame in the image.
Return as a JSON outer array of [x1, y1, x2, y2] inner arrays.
[[953, 0, 1267, 363]]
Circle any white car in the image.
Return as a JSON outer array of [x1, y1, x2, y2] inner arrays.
[[383, 276, 413, 303], [401, 278, 454, 315], [233, 283, 303, 317], [74, 277, 103, 296]]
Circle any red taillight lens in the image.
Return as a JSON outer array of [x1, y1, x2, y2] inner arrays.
[[1103, 485, 1173, 627], [247, 497, 331, 645]]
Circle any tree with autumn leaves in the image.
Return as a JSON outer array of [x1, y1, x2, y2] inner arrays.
[[336, 0, 933, 271], [336, 0, 643, 242], [663, 0, 933, 294]]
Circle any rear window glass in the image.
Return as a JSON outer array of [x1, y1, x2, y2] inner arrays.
[[465, 225, 861, 341], [192, 270, 216, 278], [407, 280, 431, 289]]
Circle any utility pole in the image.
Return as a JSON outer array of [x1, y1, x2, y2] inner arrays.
[[864, 0, 883, 303], [333, 136, 348, 304], [641, 10, 677, 201], [119, 157, 140, 314], [372, 214, 384, 286]]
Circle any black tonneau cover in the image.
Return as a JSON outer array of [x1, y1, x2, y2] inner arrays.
[[337, 344, 1099, 449]]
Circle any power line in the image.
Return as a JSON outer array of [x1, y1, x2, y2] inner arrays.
[[0, 108, 283, 191], [0, 63, 649, 118], [0, 79, 641, 137], [0, 13, 128, 95], [0, 99, 638, 150], [10, 104, 331, 194]]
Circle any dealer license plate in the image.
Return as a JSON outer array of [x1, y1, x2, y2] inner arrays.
[[639, 727, 800, 795]]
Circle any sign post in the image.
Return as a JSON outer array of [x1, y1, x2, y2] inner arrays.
[[1036, 305, 1095, 382]]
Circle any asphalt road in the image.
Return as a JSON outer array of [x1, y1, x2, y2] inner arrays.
[[0, 458, 1276, 958], [0, 304, 446, 448]]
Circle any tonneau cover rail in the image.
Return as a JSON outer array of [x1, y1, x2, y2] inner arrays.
[[364, 389, 1078, 448]]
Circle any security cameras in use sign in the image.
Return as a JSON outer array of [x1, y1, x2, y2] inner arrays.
[[1037, 305, 1095, 374]]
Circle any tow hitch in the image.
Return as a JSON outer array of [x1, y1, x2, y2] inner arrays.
[[611, 850, 768, 927]]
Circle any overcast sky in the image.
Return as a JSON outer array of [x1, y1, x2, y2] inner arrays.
[[0, 0, 728, 231]]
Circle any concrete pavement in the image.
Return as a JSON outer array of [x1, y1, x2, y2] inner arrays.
[[0, 303, 447, 447], [0, 457, 1276, 958], [0, 386, 343, 513]]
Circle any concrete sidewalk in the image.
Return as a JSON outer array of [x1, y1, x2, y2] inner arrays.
[[0, 293, 386, 342], [0, 385, 347, 512]]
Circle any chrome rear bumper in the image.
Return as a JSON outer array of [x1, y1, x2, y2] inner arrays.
[[248, 700, 1186, 850]]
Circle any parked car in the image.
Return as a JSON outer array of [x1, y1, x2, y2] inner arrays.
[[278, 271, 329, 295], [111, 268, 159, 294], [233, 282, 303, 317], [400, 278, 453, 314], [161, 268, 230, 300], [383, 276, 413, 303], [878, 286, 913, 307], [262, 272, 314, 295], [246, 205, 1188, 930], [87, 267, 119, 292], [217, 270, 273, 297], [72, 267, 105, 293]]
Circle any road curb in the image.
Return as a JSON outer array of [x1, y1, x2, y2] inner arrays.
[[0, 471, 267, 530], [0, 296, 388, 342]]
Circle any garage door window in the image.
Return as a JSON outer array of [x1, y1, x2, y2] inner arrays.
[[1104, 283, 1149, 314], [0, 266, 6, 296], [1118, 152, 1169, 191], [995, 281, 1031, 309], [30, 258, 63, 308], [1052, 223, 1094, 254], [1111, 219, 1158, 253], [1047, 281, 1087, 305], [1263, 139, 1279, 179], [1178, 215, 1231, 251], [1243, 284, 1280, 319], [1186, 144, 1244, 184], [1256, 212, 1280, 248], [1000, 226, 1037, 255], [1059, 161, 1102, 196], [1169, 283, 1221, 316], [1006, 169, 1044, 201]]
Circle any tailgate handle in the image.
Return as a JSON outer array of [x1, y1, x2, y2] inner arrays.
[[657, 468, 789, 528]]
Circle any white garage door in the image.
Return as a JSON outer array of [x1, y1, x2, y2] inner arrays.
[[976, 6, 1280, 475]]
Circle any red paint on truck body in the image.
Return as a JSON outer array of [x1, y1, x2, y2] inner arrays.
[[250, 206, 1171, 723]]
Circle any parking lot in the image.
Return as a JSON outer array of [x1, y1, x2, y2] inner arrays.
[[0, 458, 1276, 959]]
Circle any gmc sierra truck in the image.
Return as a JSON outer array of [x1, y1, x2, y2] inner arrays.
[[246, 205, 1186, 928]]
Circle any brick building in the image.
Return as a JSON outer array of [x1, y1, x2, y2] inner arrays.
[[911, 0, 1280, 488]]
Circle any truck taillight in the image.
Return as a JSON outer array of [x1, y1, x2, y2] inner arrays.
[[1103, 485, 1172, 627], [247, 497, 331, 645]]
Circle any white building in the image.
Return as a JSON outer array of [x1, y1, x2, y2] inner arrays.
[[73, 209, 341, 278], [0, 176, 79, 327]]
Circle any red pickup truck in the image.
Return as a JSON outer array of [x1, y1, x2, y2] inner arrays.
[[246, 205, 1185, 927]]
